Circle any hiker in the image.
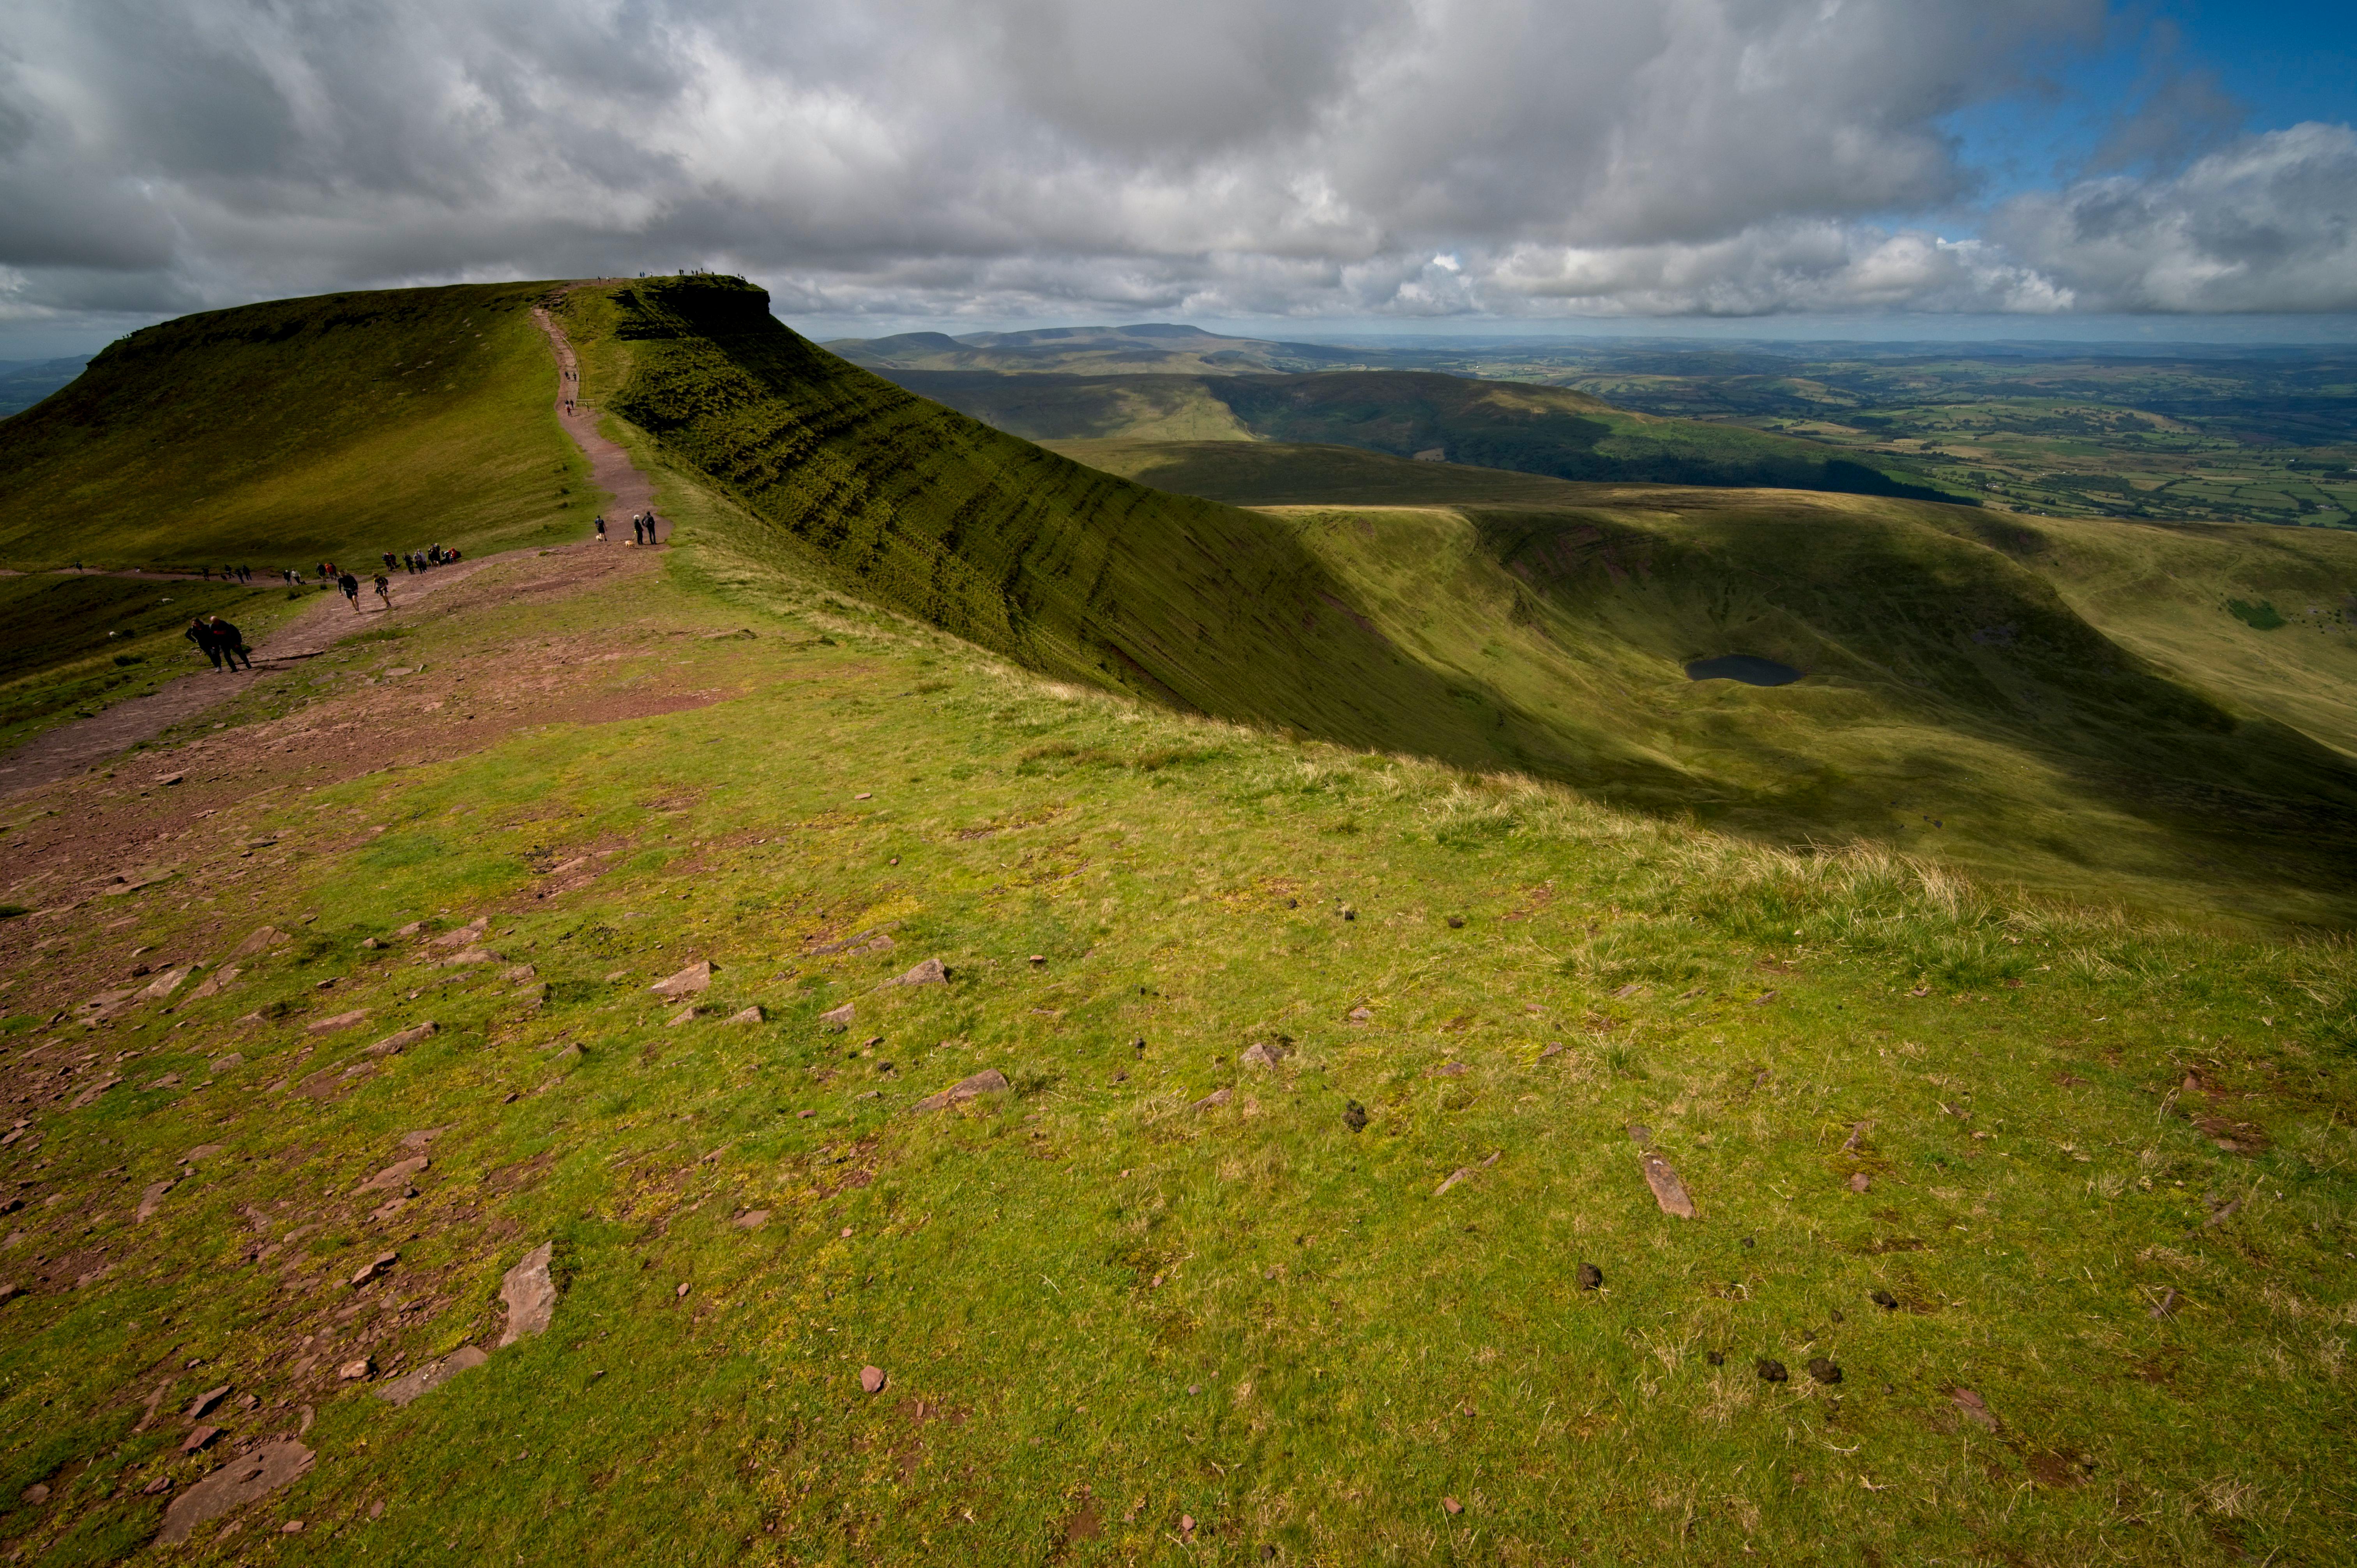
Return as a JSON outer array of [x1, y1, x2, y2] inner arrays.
[[373, 572, 392, 610], [630, 513, 644, 545], [209, 616, 253, 670], [645, 510, 661, 544], [381, 551, 397, 571], [184, 616, 222, 670], [594, 514, 607, 542], [339, 570, 361, 611]]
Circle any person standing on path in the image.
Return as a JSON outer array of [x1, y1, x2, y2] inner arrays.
[[645, 510, 662, 544], [208, 616, 253, 671], [339, 570, 361, 611], [184, 616, 222, 670], [594, 514, 607, 542]]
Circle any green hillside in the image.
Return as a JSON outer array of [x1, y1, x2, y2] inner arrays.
[[879, 366, 1972, 503], [0, 283, 594, 571], [0, 281, 2352, 1566]]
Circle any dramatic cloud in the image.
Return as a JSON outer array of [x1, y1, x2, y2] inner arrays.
[[0, 0, 2349, 338]]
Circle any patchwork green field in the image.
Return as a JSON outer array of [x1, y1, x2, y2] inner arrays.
[[1, 279, 2353, 1564]]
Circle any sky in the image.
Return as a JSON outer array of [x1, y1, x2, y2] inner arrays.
[[2, 0, 2353, 358]]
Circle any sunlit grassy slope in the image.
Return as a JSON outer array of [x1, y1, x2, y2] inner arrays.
[[881, 367, 1970, 503], [1, 283, 595, 570], [2, 281, 2353, 1566], [564, 288, 2357, 927]]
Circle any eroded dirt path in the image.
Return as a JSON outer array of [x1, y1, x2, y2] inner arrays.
[[0, 304, 666, 798]]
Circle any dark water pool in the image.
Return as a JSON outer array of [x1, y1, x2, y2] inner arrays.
[[1684, 655, 1803, 687]]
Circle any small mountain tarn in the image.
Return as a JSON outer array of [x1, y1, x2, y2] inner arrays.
[[1684, 655, 1803, 686]]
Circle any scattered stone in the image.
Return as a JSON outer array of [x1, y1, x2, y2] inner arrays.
[[1848, 1172, 1871, 1193], [1625, 1122, 1651, 1146], [21, 1483, 49, 1504], [1343, 1100, 1368, 1132], [228, 925, 291, 959], [913, 1068, 1009, 1112], [1806, 1357, 1843, 1385], [68, 1074, 121, 1109], [1028, 954, 1047, 966], [1870, 1289, 1899, 1311], [1346, 1006, 1374, 1022], [1442, 1496, 1463, 1515], [2149, 1287, 2182, 1320], [498, 1242, 557, 1347], [1433, 1167, 1474, 1197], [208, 1054, 244, 1073], [394, 921, 424, 938], [186, 1384, 231, 1419], [1240, 1040, 1290, 1069], [158, 1439, 314, 1546], [860, 1365, 886, 1394], [1191, 1087, 1233, 1113], [675, 1282, 690, 1298], [733, 1210, 770, 1230], [724, 1006, 765, 1024], [1446, 916, 1465, 929], [137, 966, 190, 1001], [374, 1346, 488, 1407], [306, 1008, 369, 1036], [1949, 1387, 1998, 1430], [141, 1476, 172, 1496], [819, 1003, 854, 1032], [1538, 1043, 1563, 1059], [283, 1521, 304, 1534], [1756, 1359, 1788, 1383], [338, 1358, 374, 1381], [667, 1005, 698, 1027], [1428, 1061, 1468, 1079], [1640, 1154, 1697, 1219], [360, 937, 383, 950], [366, 1021, 438, 1058], [1575, 1263, 1603, 1291], [180, 1425, 221, 1453], [137, 1179, 175, 1222], [889, 957, 948, 987], [442, 947, 495, 968], [431, 917, 489, 948], [349, 1251, 398, 1287], [358, 1156, 429, 1193], [650, 961, 714, 999]]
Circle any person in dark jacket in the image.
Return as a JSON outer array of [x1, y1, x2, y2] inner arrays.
[[184, 616, 222, 670], [338, 571, 361, 611], [208, 616, 253, 670]]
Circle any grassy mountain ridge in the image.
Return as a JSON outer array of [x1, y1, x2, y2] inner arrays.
[[1, 283, 591, 570], [877, 366, 1970, 502]]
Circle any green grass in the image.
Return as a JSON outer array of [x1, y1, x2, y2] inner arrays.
[[1, 282, 597, 571], [2, 546, 2351, 1565]]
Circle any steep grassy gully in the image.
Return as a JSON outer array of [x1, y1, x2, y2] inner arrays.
[[0, 279, 2350, 1564]]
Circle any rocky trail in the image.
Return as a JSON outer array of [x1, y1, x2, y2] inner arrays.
[[0, 311, 664, 800]]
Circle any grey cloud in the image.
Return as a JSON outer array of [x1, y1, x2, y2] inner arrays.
[[0, 0, 2346, 338]]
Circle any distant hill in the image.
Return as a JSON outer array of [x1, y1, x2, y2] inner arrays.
[[0, 356, 89, 417], [824, 322, 1369, 375], [879, 366, 1971, 503]]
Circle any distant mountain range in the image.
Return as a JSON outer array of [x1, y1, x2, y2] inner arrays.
[[0, 356, 89, 418], [823, 323, 1377, 376]]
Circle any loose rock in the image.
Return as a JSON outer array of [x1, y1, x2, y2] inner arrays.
[[1240, 1040, 1289, 1069], [1441, 1496, 1463, 1515], [818, 1003, 855, 1033], [1191, 1087, 1233, 1112], [1848, 1172, 1871, 1193], [136, 1179, 174, 1223], [374, 1346, 488, 1407], [228, 926, 291, 960], [367, 1021, 438, 1058], [913, 1068, 1009, 1112], [158, 1439, 314, 1545], [1950, 1387, 1998, 1430], [650, 961, 714, 999], [724, 1006, 765, 1025], [1640, 1154, 1697, 1219], [733, 1210, 770, 1230], [431, 918, 489, 948], [860, 1365, 886, 1394], [890, 957, 949, 987], [349, 1251, 398, 1287], [358, 1157, 429, 1193], [306, 1009, 369, 1036], [498, 1242, 558, 1346], [186, 1384, 231, 1419], [337, 1358, 373, 1381]]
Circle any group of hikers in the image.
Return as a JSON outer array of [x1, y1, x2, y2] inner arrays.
[[592, 510, 664, 545], [183, 614, 254, 672]]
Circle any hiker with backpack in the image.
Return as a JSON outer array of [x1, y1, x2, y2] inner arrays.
[[339, 570, 361, 611], [184, 616, 222, 670], [374, 572, 392, 610], [209, 616, 253, 670]]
